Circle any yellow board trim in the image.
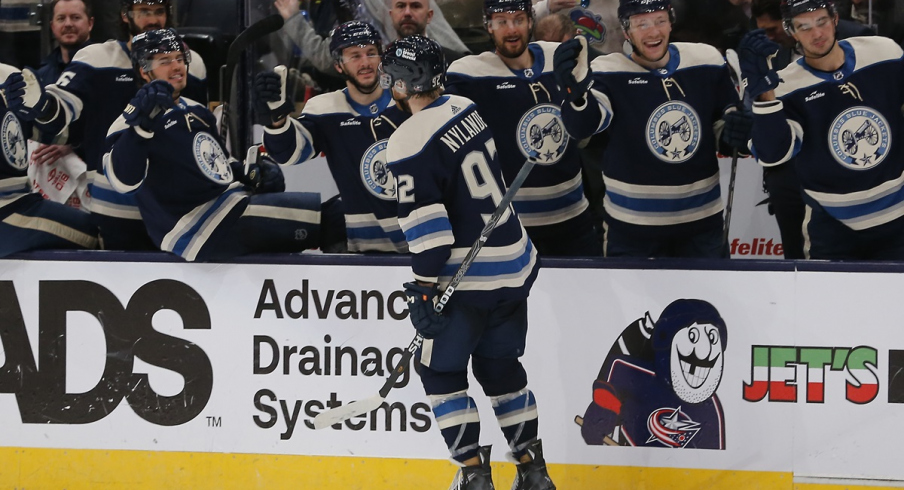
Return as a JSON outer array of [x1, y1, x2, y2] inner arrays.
[[0, 447, 900, 489]]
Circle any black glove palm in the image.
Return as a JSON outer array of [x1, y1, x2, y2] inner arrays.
[[721, 108, 754, 150]]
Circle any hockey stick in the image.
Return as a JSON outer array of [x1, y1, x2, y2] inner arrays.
[[722, 49, 746, 247], [218, 14, 285, 155], [573, 415, 618, 446], [312, 157, 538, 429]]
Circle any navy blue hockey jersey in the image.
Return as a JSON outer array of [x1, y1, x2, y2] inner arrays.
[[0, 64, 30, 209], [563, 43, 739, 230], [44, 40, 207, 222], [751, 37, 904, 231], [445, 42, 590, 228], [103, 98, 256, 261], [387, 94, 538, 307], [264, 89, 410, 253]]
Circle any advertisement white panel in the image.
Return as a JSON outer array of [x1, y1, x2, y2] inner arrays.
[[0, 259, 900, 481]]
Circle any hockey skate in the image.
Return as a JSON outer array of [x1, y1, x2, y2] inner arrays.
[[510, 440, 556, 490], [448, 446, 495, 490]]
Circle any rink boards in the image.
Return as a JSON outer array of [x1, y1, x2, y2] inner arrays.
[[0, 255, 902, 489]]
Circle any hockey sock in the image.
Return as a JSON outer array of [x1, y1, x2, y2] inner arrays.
[[428, 390, 482, 463], [490, 388, 538, 459]]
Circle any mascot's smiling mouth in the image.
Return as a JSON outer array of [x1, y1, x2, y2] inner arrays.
[[678, 351, 719, 389]]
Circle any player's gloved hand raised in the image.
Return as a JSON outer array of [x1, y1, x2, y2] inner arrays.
[[720, 108, 753, 150], [123, 80, 174, 134], [403, 281, 451, 338], [737, 29, 781, 98], [553, 36, 592, 105], [253, 66, 293, 126], [580, 380, 620, 445], [4, 69, 58, 122]]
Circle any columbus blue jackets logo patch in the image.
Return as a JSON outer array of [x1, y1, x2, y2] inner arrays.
[[828, 106, 890, 170], [1, 111, 27, 170], [646, 101, 701, 163], [517, 103, 569, 165], [192, 132, 233, 184], [646, 407, 701, 448], [360, 139, 396, 200]]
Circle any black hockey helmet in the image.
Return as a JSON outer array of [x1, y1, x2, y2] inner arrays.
[[780, 0, 836, 32], [484, 0, 533, 19], [121, 0, 169, 14], [379, 35, 445, 96], [329, 21, 383, 62], [131, 27, 190, 73], [617, 0, 675, 29]]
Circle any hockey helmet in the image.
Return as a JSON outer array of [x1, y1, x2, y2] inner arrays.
[[379, 35, 445, 96], [329, 21, 383, 62], [131, 28, 190, 73], [780, 0, 836, 32], [617, 0, 675, 29], [121, 0, 169, 13], [484, 0, 533, 18]]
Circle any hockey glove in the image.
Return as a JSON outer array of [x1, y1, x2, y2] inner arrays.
[[253, 66, 294, 126], [403, 281, 451, 338], [123, 80, 174, 134], [254, 160, 286, 193], [720, 108, 753, 150], [737, 29, 781, 98], [553, 36, 592, 105], [580, 380, 620, 446], [4, 69, 59, 122]]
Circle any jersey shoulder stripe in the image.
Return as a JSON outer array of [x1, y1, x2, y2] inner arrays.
[[847, 36, 904, 69], [386, 95, 476, 163], [673, 42, 725, 70], [590, 52, 648, 75], [447, 51, 511, 79], [302, 90, 353, 117], [533, 41, 559, 73], [71, 40, 131, 69]]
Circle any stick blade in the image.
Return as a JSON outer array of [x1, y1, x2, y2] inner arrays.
[[311, 395, 385, 430]]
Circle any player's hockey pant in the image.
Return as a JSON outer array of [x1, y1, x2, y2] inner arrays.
[[0, 194, 98, 257]]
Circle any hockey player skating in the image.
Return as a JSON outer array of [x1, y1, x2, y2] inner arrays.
[[382, 35, 555, 490], [0, 63, 98, 256], [6, 0, 207, 251], [553, 0, 753, 258], [102, 28, 343, 261], [445, 0, 601, 257], [743, 0, 904, 260], [256, 21, 410, 253]]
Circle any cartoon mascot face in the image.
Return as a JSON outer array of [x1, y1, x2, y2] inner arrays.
[[653, 299, 727, 404]]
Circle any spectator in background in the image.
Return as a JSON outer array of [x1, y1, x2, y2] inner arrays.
[[748, 0, 873, 259], [534, 11, 575, 42], [273, 0, 468, 78], [36, 0, 96, 87], [533, 0, 625, 54], [835, 0, 904, 46]]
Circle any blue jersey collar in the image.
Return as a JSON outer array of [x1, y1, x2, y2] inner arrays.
[[628, 44, 680, 77], [796, 39, 856, 83], [506, 43, 544, 81], [345, 89, 392, 117]]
